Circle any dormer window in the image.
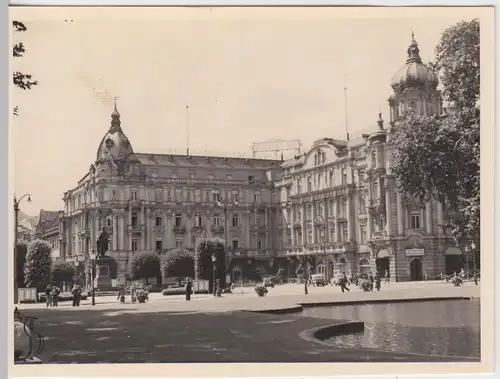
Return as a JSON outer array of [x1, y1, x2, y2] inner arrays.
[[371, 151, 377, 168]]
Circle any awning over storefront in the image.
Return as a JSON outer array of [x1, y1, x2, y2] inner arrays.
[[377, 249, 390, 258], [445, 247, 463, 256]]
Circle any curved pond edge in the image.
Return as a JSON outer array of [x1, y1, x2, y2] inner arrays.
[[245, 295, 475, 315]]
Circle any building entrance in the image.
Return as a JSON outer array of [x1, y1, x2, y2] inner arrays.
[[445, 255, 463, 275], [376, 257, 390, 277], [410, 258, 423, 281]]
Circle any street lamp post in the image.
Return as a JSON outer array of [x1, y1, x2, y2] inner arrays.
[[213, 191, 238, 286], [14, 194, 31, 304], [314, 215, 328, 283], [303, 244, 308, 295], [211, 253, 217, 296], [471, 241, 478, 285], [89, 249, 97, 306]]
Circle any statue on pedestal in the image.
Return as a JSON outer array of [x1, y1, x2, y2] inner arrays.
[[96, 227, 109, 258]]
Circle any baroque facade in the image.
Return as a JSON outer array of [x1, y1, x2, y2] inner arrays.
[[58, 34, 472, 286]]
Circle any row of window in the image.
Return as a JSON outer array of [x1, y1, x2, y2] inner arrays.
[[67, 188, 264, 213], [130, 237, 263, 253]]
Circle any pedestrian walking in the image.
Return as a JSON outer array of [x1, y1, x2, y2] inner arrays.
[[368, 272, 374, 291], [71, 285, 78, 307], [384, 269, 390, 284], [51, 285, 60, 307], [340, 272, 350, 293], [375, 271, 381, 291], [45, 284, 52, 308], [185, 278, 192, 301], [130, 284, 137, 303]]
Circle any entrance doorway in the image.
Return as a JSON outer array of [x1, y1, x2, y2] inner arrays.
[[376, 257, 390, 276], [445, 255, 463, 275], [409, 258, 423, 281]]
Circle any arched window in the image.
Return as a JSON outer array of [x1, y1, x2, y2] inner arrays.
[[314, 154, 318, 166]]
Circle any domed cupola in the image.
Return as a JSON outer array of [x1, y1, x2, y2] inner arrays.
[[95, 101, 139, 173], [387, 32, 443, 125], [390, 33, 439, 94]]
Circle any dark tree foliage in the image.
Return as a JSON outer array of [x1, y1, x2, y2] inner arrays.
[[24, 240, 52, 291], [130, 251, 161, 284], [195, 238, 225, 284], [51, 259, 76, 286], [15, 242, 28, 288], [162, 249, 195, 279], [13, 21, 38, 116], [392, 19, 480, 245]]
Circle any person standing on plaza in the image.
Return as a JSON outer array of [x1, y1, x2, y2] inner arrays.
[[45, 284, 52, 308], [185, 279, 192, 301], [130, 283, 137, 303], [384, 269, 390, 284], [75, 285, 82, 306], [368, 272, 374, 291], [375, 271, 381, 291], [51, 285, 60, 307], [339, 272, 350, 293]]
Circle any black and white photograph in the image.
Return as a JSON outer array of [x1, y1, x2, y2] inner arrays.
[[9, 5, 494, 376]]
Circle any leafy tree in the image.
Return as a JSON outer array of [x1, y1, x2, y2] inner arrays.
[[162, 249, 195, 279], [392, 19, 480, 245], [196, 238, 226, 287], [12, 21, 38, 116], [15, 242, 28, 288], [51, 259, 75, 286], [130, 251, 161, 285], [24, 240, 52, 291]]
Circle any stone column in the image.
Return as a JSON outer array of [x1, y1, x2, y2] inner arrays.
[[301, 203, 306, 246], [346, 195, 352, 241], [246, 212, 251, 248], [385, 186, 393, 237], [74, 216, 80, 255], [425, 203, 432, 234], [185, 213, 192, 250], [333, 198, 339, 242], [290, 206, 295, 247], [112, 215, 118, 252], [163, 213, 169, 251], [265, 208, 269, 250], [128, 208, 133, 251], [311, 203, 316, 245], [437, 202, 444, 235], [119, 212, 125, 251], [140, 206, 145, 250], [396, 192, 404, 235], [324, 201, 330, 243]]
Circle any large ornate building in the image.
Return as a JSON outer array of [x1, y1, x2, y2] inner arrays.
[[58, 34, 471, 286]]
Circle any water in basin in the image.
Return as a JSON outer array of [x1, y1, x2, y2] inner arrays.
[[302, 299, 480, 358]]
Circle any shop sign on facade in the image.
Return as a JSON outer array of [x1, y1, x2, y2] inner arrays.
[[405, 248, 425, 257]]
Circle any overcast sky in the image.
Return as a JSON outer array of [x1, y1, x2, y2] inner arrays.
[[9, 7, 483, 215]]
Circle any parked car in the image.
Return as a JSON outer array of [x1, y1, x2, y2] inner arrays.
[[262, 277, 275, 288], [330, 274, 344, 286], [311, 274, 326, 287]]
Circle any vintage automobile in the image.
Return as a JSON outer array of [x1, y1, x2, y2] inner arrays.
[[311, 274, 326, 287], [330, 274, 345, 286], [262, 277, 276, 288]]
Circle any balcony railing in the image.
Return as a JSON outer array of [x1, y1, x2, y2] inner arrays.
[[211, 225, 224, 234], [173, 225, 186, 235]]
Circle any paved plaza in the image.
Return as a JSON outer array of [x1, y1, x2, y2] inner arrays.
[[17, 281, 480, 363]]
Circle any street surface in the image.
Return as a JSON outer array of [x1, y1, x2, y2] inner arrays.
[[17, 281, 481, 363]]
